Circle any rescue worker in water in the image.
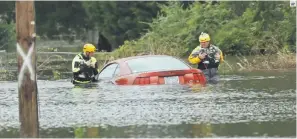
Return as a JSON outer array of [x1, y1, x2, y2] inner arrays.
[[188, 32, 224, 84], [71, 43, 99, 84]]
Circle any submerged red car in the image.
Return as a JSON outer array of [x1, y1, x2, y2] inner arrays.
[[95, 55, 206, 86]]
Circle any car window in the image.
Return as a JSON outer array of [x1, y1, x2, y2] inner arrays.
[[98, 63, 119, 79], [114, 65, 120, 77], [126, 56, 190, 73]]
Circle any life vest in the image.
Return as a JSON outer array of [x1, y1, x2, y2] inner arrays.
[[197, 45, 220, 70], [72, 53, 98, 83]]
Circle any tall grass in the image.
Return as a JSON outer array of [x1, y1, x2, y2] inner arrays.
[[234, 52, 296, 71]]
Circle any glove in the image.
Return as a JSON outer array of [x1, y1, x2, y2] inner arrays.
[[215, 53, 220, 60], [192, 51, 206, 59], [198, 53, 207, 60], [192, 51, 200, 57], [90, 61, 96, 68], [84, 60, 91, 67], [79, 60, 87, 69]]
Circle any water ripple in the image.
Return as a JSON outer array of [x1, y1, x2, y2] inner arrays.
[[0, 74, 295, 131]]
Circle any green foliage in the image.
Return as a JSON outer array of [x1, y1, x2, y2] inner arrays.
[[0, 1, 15, 24], [116, 1, 296, 57], [0, 2, 15, 51], [0, 1, 295, 56], [213, 7, 259, 54], [52, 70, 61, 80], [35, 1, 88, 40], [110, 40, 143, 58], [115, 1, 233, 56], [0, 1, 163, 49], [214, 1, 296, 55], [82, 1, 162, 48], [0, 23, 16, 52]]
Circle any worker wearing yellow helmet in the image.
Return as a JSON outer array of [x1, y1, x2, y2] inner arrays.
[[188, 32, 224, 84], [71, 43, 99, 85]]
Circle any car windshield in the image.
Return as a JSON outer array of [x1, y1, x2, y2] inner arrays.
[[126, 56, 190, 73]]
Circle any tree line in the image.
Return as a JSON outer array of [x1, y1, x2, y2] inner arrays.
[[0, 1, 162, 51], [0, 1, 295, 55]]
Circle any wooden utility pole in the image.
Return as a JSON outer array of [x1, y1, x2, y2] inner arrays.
[[16, 1, 39, 137]]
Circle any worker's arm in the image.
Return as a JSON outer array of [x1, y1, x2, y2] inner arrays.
[[214, 46, 224, 63], [72, 55, 82, 73], [90, 57, 99, 75], [188, 46, 202, 65], [219, 50, 224, 63]]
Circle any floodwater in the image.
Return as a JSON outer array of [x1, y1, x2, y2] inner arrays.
[[0, 70, 296, 138]]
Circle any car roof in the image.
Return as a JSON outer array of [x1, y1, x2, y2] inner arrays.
[[100, 54, 192, 76], [108, 54, 178, 64]]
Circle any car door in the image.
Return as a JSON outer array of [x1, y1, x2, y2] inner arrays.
[[96, 63, 119, 81]]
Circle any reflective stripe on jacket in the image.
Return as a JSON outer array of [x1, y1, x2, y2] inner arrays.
[[71, 53, 99, 82]]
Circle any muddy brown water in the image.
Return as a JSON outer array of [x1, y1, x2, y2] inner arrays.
[[0, 70, 296, 138]]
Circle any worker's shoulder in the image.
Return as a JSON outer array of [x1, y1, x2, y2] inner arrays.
[[193, 45, 202, 51], [73, 53, 82, 59], [195, 45, 202, 49], [91, 57, 97, 60], [210, 44, 221, 50]]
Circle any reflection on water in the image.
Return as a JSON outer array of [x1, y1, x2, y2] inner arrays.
[[0, 70, 296, 137]]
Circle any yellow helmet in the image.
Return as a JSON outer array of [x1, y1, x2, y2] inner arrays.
[[199, 32, 210, 42], [83, 43, 96, 53]]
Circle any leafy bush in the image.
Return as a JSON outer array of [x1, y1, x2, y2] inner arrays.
[[115, 1, 296, 57], [0, 23, 16, 52]]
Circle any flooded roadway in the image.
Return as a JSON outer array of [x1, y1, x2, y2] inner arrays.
[[0, 70, 296, 137]]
